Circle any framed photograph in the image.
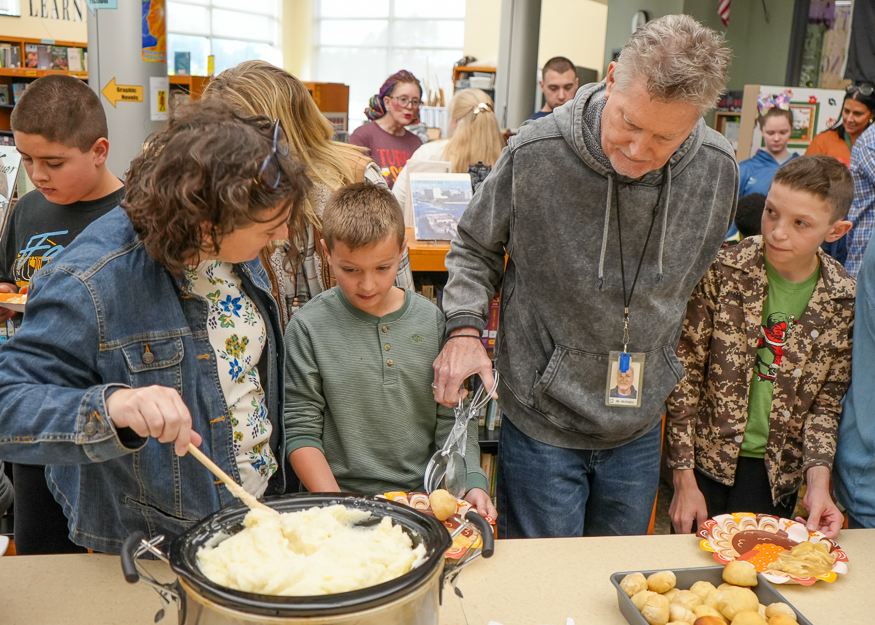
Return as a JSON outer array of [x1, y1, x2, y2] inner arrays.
[[409, 173, 473, 241], [788, 103, 818, 146]]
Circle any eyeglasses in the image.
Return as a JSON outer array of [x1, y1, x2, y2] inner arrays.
[[846, 83, 874, 97], [255, 119, 290, 190], [424, 372, 500, 498], [389, 95, 422, 109]]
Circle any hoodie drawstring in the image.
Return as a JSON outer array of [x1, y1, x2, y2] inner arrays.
[[655, 164, 671, 285], [597, 175, 614, 291], [597, 167, 671, 291]]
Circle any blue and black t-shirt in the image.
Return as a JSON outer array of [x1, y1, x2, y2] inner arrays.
[[0, 186, 124, 289]]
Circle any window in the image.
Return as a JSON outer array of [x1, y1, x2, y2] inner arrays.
[[313, 0, 466, 132], [167, 0, 282, 77]]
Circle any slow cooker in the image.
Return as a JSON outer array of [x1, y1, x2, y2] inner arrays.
[[121, 493, 494, 624]]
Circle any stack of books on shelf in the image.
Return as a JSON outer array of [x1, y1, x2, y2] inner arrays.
[[481, 295, 499, 351], [23, 44, 85, 71], [11, 83, 26, 104], [479, 452, 499, 504], [0, 43, 21, 68], [418, 284, 444, 309]]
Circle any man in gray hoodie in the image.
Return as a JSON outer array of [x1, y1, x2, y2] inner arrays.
[[433, 14, 738, 538]]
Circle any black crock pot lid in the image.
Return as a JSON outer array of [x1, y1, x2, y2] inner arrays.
[[170, 493, 452, 618]]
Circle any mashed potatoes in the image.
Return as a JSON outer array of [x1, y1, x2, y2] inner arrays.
[[197, 505, 426, 596]]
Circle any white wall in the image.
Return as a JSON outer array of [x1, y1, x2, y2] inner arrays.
[[463, 0, 607, 78]]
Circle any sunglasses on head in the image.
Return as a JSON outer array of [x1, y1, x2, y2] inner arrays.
[[846, 83, 875, 97], [255, 119, 290, 190]]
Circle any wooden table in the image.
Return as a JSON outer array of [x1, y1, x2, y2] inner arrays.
[[1, 531, 870, 624]]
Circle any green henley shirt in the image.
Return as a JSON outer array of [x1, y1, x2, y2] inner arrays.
[[283, 286, 488, 495]]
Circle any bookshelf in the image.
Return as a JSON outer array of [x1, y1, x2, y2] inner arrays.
[[169, 75, 211, 99], [406, 228, 451, 271], [0, 36, 88, 143], [303, 81, 349, 139], [452, 65, 496, 97]]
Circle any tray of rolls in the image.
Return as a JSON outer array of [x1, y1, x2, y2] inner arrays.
[[611, 564, 811, 625]]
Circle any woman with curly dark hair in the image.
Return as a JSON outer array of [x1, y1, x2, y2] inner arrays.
[[0, 98, 311, 553]]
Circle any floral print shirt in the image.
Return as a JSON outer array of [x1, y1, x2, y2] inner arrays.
[[186, 261, 278, 497]]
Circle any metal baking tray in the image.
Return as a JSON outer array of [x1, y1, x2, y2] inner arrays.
[[610, 566, 813, 625]]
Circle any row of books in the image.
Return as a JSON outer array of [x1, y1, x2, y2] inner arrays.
[[0, 83, 28, 106], [480, 451, 499, 504], [0, 43, 21, 69], [475, 397, 501, 430], [23, 44, 86, 72]]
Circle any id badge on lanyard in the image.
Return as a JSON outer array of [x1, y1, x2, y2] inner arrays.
[[603, 175, 662, 408]]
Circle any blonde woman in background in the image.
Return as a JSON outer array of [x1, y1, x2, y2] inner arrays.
[[393, 89, 504, 212], [204, 60, 414, 329]]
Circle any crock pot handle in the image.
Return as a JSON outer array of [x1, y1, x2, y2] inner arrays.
[[121, 531, 147, 583], [463, 511, 495, 558]]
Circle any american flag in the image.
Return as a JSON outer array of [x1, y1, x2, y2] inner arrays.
[[718, 0, 730, 26]]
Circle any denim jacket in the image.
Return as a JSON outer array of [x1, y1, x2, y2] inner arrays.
[[0, 208, 286, 553]]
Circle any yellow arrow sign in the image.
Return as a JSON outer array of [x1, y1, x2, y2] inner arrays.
[[101, 77, 144, 107]]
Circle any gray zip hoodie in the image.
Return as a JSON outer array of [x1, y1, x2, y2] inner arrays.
[[443, 80, 739, 450]]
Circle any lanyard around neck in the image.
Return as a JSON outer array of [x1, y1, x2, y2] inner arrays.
[[614, 172, 664, 353]]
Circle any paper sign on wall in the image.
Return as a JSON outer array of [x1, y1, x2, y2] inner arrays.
[[86, 0, 118, 11], [150, 76, 169, 121]]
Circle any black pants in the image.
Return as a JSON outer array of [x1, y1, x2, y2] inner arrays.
[[695, 456, 796, 521], [12, 464, 86, 554]]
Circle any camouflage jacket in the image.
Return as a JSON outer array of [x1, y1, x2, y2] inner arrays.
[[666, 236, 855, 503]]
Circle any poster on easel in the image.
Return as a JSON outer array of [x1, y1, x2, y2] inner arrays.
[[745, 86, 844, 159]]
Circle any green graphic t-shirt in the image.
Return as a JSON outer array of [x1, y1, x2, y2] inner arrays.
[[741, 258, 819, 458]]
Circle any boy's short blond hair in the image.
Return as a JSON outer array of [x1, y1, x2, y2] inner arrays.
[[772, 155, 854, 221], [322, 182, 405, 251]]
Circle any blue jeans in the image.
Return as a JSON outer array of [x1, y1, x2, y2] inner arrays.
[[496, 415, 662, 538]]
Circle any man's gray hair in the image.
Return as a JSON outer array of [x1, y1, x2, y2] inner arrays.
[[613, 14, 731, 116]]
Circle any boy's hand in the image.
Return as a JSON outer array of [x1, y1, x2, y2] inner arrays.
[[464, 487, 498, 520], [433, 328, 496, 408], [106, 386, 201, 456], [670, 469, 709, 534], [0, 282, 19, 324], [799, 466, 843, 539]]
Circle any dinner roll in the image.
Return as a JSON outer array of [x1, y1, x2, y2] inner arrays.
[[632, 590, 658, 611], [694, 605, 729, 624], [723, 561, 758, 587], [717, 587, 759, 620], [664, 587, 681, 601], [730, 610, 766, 625], [764, 603, 796, 621], [648, 570, 678, 594], [690, 581, 717, 599], [669, 602, 696, 624], [694, 617, 727, 625], [620, 572, 648, 598], [767, 617, 797, 625], [672, 589, 703, 610], [642, 593, 671, 625], [428, 489, 457, 521]]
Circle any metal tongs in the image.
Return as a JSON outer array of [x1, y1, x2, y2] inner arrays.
[[424, 371, 499, 497]]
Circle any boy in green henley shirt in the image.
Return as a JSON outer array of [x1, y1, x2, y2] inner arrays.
[[283, 182, 495, 518], [666, 155, 855, 540]]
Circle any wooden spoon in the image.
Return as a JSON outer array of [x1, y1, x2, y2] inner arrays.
[[187, 443, 277, 515]]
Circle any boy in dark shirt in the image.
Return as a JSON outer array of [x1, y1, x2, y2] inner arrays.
[[0, 75, 124, 554]]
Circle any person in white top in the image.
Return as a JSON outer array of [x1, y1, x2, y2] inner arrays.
[[393, 89, 505, 212]]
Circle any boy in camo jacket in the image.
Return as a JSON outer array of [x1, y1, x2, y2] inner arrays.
[[666, 155, 855, 540]]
